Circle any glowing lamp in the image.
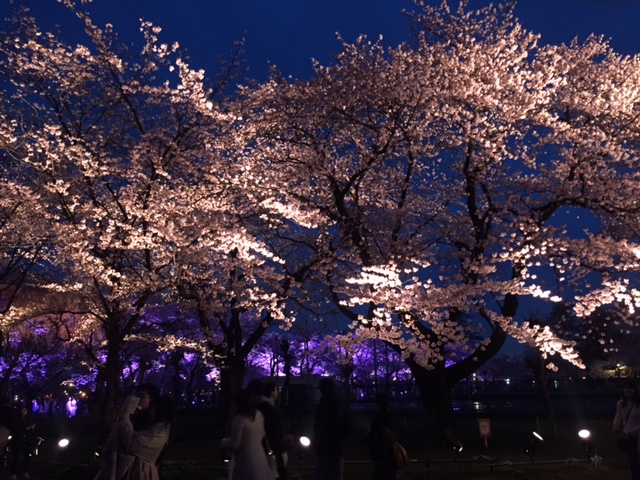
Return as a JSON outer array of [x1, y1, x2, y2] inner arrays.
[[524, 431, 543, 463], [578, 429, 595, 459]]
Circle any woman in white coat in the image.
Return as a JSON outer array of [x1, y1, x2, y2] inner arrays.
[[95, 395, 174, 480], [222, 388, 276, 480]]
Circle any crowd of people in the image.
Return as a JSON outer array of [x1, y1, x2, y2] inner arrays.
[[0, 396, 39, 479], [220, 376, 401, 480], [6, 377, 638, 480]]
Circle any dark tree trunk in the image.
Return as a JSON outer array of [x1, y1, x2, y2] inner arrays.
[[280, 339, 293, 410], [395, 325, 507, 448], [101, 332, 122, 428], [406, 361, 453, 447], [527, 352, 557, 438], [170, 351, 183, 404], [217, 356, 246, 435]]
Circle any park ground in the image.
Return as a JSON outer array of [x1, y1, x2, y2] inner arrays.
[[6, 409, 630, 479]]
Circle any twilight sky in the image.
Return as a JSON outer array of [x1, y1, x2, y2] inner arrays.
[[8, 0, 640, 83]]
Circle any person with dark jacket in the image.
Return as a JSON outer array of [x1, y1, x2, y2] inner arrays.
[[614, 379, 640, 480], [313, 377, 351, 480], [368, 394, 397, 480], [0, 396, 15, 460], [257, 381, 289, 480], [10, 404, 35, 480]]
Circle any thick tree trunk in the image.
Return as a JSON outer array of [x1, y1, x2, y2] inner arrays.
[[101, 334, 122, 428], [408, 362, 454, 447], [217, 356, 246, 435], [170, 351, 183, 404], [529, 352, 557, 438], [398, 325, 507, 448], [280, 340, 293, 410]]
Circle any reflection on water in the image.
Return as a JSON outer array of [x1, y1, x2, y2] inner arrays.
[[452, 394, 616, 414]]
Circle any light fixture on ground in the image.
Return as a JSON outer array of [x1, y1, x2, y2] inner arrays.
[[442, 429, 463, 460], [524, 431, 543, 463], [299, 436, 311, 447], [578, 429, 595, 460]]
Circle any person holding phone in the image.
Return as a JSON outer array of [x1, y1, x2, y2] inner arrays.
[[131, 384, 159, 431], [94, 395, 174, 480], [115, 395, 175, 480]]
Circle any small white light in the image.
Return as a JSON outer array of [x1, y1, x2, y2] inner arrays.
[[299, 436, 311, 447], [532, 432, 544, 441], [578, 430, 591, 439], [58, 438, 70, 448]]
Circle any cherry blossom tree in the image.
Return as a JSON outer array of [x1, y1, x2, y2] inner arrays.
[[237, 0, 640, 436], [3, 0, 640, 441], [0, 127, 48, 323], [0, 2, 239, 422]]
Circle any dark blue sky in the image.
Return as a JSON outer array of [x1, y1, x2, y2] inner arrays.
[[10, 0, 640, 82]]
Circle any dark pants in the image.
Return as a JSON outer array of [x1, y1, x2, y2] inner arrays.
[[625, 435, 640, 480]]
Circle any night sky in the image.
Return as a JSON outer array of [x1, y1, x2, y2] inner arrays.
[[8, 0, 640, 82]]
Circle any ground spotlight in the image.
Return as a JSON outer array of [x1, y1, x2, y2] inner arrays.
[[442, 429, 463, 459], [299, 436, 311, 448], [578, 429, 595, 459], [58, 438, 70, 448], [524, 431, 543, 463]]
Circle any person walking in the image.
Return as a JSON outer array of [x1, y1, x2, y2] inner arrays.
[[258, 381, 289, 480], [614, 379, 640, 480], [368, 394, 397, 480], [313, 377, 351, 480], [222, 388, 276, 480]]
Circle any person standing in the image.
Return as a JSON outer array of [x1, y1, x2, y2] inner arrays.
[[131, 383, 160, 431], [368, 394, 397, 480], [0, 396, 15, 462], [117, 395, 175, 480], [313, 377, 351, 480], [258, 381, 289, 480], [614, 379, 640, 480], [94, 384, 163, 480], [94, 395, 174, 480], [222, 388, 276, 480], [10, 404, 35, 480]]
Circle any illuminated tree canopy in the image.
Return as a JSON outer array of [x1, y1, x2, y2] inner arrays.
[[1, 0, 640, 431]]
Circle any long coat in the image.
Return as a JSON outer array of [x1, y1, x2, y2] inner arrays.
[[117, 420, 169, 480], [223, 410, 276, 480], [94, 419, 169, 480]]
